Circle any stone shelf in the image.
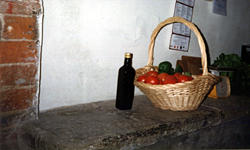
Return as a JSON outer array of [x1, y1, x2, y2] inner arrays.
[[19, 95, 250, 150]]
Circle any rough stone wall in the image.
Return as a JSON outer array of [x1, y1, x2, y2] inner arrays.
[[0, 0, 43, 136]]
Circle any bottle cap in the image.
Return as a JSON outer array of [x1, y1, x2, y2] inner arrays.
[[125, 52, 133, 58]]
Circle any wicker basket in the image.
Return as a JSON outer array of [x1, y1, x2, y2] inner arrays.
[[134, 17, 220, 111]]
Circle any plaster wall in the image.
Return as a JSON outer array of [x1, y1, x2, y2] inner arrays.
[[40, 0, 250, 110]]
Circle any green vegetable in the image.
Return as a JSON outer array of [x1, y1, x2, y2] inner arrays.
[[213, 53, 244, 82], [212, 53, 242, 68], [158, 61, 172, 74], [169, 68, 175, 75], [184, 72, 192, 76], [228, 72, 233, 81], [175, 64, 183, 73], [220, 72, 227, 76]]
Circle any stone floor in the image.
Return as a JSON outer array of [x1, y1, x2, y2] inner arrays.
[[1, 110, 26, 150], [1, 95, 250, 150]]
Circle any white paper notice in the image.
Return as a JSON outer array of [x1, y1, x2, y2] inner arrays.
[[213, 0, 227, 16], [173, 23, 191, 36], [177, 0, 195, 7], [173, 3, 193, 36], [170, 0, 195, 51], [174, 3, 193, 21], [170, 34, 190, 51]]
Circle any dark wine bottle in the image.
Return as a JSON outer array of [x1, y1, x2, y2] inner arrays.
[[116, 52, 136, 110]]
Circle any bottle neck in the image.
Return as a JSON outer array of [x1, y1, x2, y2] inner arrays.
[[124, 58, 132, 66]]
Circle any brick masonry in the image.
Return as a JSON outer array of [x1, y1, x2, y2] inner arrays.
[[0, 86, 37, 112], [0, 41, 38, 64], [0, 20, 2, 39], [0, 0, 43, 137], [0, 0, 41, 15], [3, 16, 37, 40], [0, 64, 38, 87]]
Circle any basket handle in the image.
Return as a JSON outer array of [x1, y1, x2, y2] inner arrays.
[[147, 16, 208, 75]]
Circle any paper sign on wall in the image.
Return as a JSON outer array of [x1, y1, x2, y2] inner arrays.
[[173, 2, 193, 36], [213, 0, 227, 16], [176, 0, 195, 7], [170, 34, 190, 51], [169, 0, 195, 52]]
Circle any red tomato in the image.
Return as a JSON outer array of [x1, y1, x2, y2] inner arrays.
[[161, 75, 177, 84], [137, 75, 147, 83], [157, 73, 168, 82], [178, 75, 193, 83], [145, 71, 158, 77], [174, 73, 181, 79], [187, 76, 193, 81], [145, 76, 159, 85]]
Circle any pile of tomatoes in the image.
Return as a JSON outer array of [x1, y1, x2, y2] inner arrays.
[[136, 71, 193, 85]]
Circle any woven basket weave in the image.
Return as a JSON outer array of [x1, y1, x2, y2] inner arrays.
[[134, 17, 219, 111]]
